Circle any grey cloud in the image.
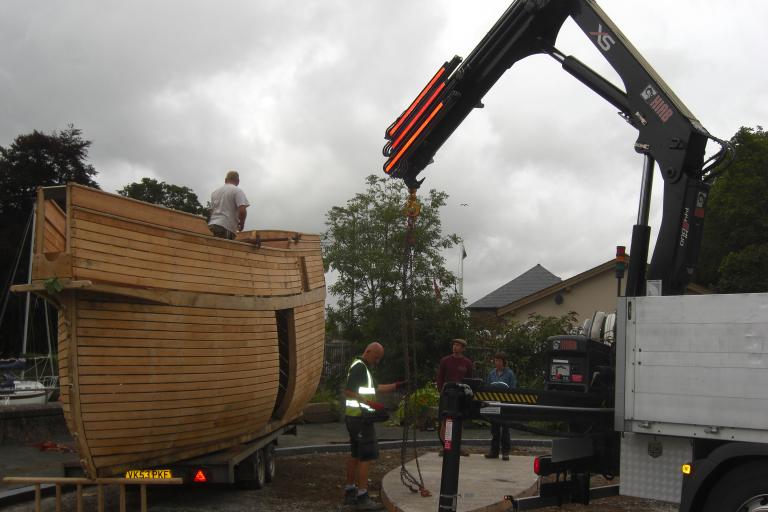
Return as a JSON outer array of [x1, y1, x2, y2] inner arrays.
[[0, 0, 766, 305]]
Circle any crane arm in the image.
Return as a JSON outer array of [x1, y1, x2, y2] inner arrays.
[[382, 0, 731, 295]]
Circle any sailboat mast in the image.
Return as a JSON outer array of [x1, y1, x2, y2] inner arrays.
[[21, 203, 37, 379]]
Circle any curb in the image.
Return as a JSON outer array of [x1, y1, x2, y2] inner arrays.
[[275, 438, 551, 456], [0, 484, 58, 508]]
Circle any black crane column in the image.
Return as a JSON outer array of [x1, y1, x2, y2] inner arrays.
[[437, 383, 474, 512], [625, 155, 655, 297]]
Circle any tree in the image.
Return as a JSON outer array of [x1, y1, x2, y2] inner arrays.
[[0, 125, 99, 216], [118, 177, 210, 217], [696, 126, 768, 292], [472, 313, 579, 388], [323, 175, 467, 381], [0, 125, 99, 356]]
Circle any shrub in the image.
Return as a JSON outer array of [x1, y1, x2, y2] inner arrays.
[[392, 382, 440, 425]]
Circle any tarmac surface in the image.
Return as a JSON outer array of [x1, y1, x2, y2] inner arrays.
[[0, 404, 549, 511]]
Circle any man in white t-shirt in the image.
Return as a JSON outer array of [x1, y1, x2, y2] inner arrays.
[[208, 170, 250, 240]]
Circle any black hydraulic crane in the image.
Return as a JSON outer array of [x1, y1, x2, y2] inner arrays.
[[381, 1, 733, 510], [383, 0, 731, 298]]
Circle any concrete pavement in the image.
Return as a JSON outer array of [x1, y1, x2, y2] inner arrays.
[[381, 452, 537, 512]]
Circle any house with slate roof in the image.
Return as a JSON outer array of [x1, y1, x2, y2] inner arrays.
[[468, 259, 710, 327]]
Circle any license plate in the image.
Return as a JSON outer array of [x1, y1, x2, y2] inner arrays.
[[124, 469, 173, 479]]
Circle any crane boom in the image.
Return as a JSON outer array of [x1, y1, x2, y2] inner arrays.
[[382, 0, 730, 295]]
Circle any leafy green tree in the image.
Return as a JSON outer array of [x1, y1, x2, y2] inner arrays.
[[323, 175, 467, 381], [0, 125, 99, 356], [118, 177, 210, 217], [471, 313, 579, 388], [696, 126, 768, 292], [716, 244, 768, 293]]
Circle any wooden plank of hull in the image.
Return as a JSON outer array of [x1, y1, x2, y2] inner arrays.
[[87, 415, 271, 444], [76, 307, 279, 325], [57, 312, 75, 435], [31, 185, 327, 477], [80, 389, 275, 414], [62, 297, 325, 476], [85, 406, 272, 434], [79, 378, 277, 402], [78, 364, 274, 470], [237, 230, 322, 251], [69, 284, 326, 313], [78, 367, 277, 386], [90, 419, 292, 474], [68, 301, 278, 474], [43, 199, 67, 254], [72, 207, 320, 265], [59, 294, 98, 477], [72, 212, 306, 270], [88, 416, 276, 455], [69, 210, 312, 296], [70, 184, 211, 236], [277, 300, 325, 422]]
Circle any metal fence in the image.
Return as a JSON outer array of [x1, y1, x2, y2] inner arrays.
[[322, 339, 353, 380]]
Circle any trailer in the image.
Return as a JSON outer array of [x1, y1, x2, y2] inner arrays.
[[64, 424, 297, 489]]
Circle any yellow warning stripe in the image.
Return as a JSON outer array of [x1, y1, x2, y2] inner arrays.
[[475, 392, 538, 404]]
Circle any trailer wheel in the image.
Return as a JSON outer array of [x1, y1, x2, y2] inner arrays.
[[702, 460, 768, 512], [264, 443, 276, 483], [237, 448, 267, 489]]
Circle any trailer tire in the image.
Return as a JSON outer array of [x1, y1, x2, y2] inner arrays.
[[264, 443, 276, 483], [702, 460, 768, 512], [237, 448, 267, 489]]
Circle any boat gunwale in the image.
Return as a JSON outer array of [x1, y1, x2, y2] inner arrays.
[[15, 281, 326, 310], [70, 204, 322, 256]]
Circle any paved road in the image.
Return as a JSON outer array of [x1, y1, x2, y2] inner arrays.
[[1, 422, 524, 511]]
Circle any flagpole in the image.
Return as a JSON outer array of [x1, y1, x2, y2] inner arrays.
[[459, 243, 465, 298]]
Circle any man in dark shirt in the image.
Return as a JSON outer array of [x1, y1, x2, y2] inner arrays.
[[437, 338, 473, 392], [436, 338, 473, 456]]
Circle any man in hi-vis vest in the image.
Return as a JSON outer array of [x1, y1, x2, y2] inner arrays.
[[343, 342, 404, 510]]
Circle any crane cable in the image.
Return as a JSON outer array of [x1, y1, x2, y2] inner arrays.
[[398, 188, 432, 497]]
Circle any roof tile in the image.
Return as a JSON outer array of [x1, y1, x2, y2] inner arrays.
[[469, 264, 561, 309]]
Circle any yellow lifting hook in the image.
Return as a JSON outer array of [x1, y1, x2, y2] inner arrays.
[[404, 188, 421, 219]]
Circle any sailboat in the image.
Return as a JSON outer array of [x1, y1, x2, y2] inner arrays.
[[0, 209, 58, 406], [0, 358, 48, 406]]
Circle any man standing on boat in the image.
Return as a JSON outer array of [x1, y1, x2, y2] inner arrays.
[[208, 170, 249, 240], [343, 342, 404, 510]]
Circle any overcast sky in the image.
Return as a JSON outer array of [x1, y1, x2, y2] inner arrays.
[[1, 1, 766, 304]]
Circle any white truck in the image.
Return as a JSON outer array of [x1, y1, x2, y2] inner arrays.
[[615, 292, 768, 511]]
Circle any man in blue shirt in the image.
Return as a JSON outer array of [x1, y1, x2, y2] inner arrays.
[[484, 351, 517, 460]]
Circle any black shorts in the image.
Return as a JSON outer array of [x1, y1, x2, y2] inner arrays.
[[345, 416, 379, 462]]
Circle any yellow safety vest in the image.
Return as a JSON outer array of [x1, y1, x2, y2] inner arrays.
[[345, 358, 376, 417]]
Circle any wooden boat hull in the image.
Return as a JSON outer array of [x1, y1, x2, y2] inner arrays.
[[20, 184, 326, 477]]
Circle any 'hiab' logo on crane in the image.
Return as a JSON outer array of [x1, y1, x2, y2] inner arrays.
[[641, 84, 674, 123]]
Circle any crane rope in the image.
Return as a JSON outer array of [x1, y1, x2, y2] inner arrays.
[[398, 188, 432, 497]]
